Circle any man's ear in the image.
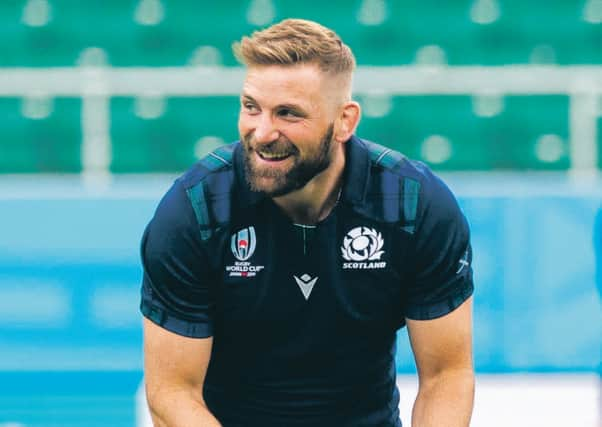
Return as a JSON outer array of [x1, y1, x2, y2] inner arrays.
[[335, 101, 361, 143]]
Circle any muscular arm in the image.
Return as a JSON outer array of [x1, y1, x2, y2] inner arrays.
[[407, 297, 475, 427], [143, 318, 221, 427]]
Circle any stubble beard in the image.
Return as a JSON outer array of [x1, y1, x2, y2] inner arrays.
[[243, 124, 335, 197]]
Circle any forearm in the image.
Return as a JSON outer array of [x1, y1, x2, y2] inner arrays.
[[411, 368, 475, 427], [147, 386, 222, 427]]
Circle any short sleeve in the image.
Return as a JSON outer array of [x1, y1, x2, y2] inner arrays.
[[404, 170, 474, 320], [140, 179, 216, 338]]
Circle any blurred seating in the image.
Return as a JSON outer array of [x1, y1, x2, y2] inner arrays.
[[110, 96, 239, 172], [0, 1, 599, 172], [0, 97, 81, 173], [357, 95, 570, 170], [0, 1, 82, 66], [2, 1, 599, 67], [483, 95, 570, 169]]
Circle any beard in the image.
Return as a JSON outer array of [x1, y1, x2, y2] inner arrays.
[[242, 124, 335, 197]]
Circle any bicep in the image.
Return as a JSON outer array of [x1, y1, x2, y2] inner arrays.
[[143, 317, 213, 403], [406, 296, 473, 379]]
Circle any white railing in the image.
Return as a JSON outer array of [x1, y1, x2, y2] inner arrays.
[[1, 65, 601, 177]]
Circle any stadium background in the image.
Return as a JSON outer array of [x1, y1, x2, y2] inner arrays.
[[0, 0, 600, 426]]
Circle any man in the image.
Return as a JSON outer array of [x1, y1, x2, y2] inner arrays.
[[140, 19, 474, 427]]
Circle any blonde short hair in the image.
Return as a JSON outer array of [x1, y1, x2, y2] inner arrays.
[[233, 18, 356, 76]]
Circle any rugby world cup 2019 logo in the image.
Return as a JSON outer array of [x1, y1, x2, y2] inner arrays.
[[227, 226, 264, 277], [341, 226, 387, 270], [231, 226, 256, 261]]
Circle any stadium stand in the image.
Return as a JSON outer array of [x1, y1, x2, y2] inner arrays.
[[0, 0, 600, 173], [357, 95, 571, 170], [0, 96, 81, 173], [110, 96, 239, 172]]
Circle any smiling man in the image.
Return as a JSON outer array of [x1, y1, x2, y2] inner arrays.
[[140, 19, 474, 427]]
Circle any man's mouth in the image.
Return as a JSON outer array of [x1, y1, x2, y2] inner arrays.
[[256, 150, 293, 161]]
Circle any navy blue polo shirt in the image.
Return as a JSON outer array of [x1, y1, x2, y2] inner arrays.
[[140, 136, 474, 427]]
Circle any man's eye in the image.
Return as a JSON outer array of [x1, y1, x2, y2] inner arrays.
[[279, 109, 300, 118], [243, 103, 258, 112]]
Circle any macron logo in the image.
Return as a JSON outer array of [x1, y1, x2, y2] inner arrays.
[[293, 274, 318, 300], [456, 249, 470, 274]]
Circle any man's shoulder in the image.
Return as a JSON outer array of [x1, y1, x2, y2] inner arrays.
[[354, 137, 444, 196], [177, 142, 239, 191], [357, 138, 432, 179], [351, 137, 461, 231], [153, 142, 239, 241]]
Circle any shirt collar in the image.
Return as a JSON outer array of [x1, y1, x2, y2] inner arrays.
[[233, 135, 370, 208]]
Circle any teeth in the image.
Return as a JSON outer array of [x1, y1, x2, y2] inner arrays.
[[259, 152, 290, 160]]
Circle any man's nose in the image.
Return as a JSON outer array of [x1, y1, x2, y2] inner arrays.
[[253, 114, 279, 144]]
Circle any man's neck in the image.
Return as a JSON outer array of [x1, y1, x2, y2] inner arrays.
[[272, 151, 345, 225]]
